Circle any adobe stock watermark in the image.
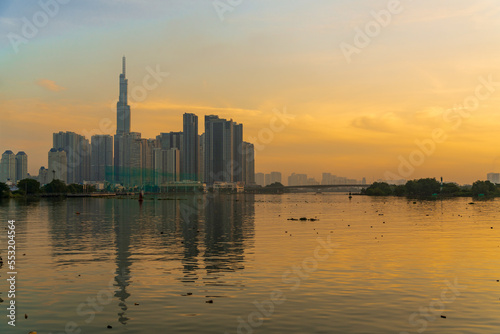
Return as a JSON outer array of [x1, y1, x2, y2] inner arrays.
[[400, 278, 467, 334], [247, 107, 295, 153], [7, 0, 71, 54], [385, 74, 500, 182], [212, 0, 243, 22], [226, 235, 338, 334], [340, 0, 412, 64]]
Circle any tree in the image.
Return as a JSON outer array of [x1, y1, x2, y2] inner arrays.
[[67, 184, 84, 193], [265, 182, 284, 188], [0, 182, 10, 198], [17, 179, 41, 195], [364, 182, 393, 196], [441, 183, 460, 195], [471, 180, 497, 197], [405, 178, 440, 197], [42, 179, 68, 194]]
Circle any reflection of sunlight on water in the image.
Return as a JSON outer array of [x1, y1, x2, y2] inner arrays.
[[0, 194, 499, 333]]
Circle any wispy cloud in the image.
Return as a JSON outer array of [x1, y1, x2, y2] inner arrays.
[[36, 79, 66, 92]]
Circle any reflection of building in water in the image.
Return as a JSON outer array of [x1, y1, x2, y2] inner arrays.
[[113, 199, 134, 325], [203, 194, 255, 274], [46, 195, 255, 322]]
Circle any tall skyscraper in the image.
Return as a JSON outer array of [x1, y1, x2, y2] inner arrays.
[[15, 151, 28, 181], [91, 135, 113, 182], [117, 56, 131, 135], [182, 113, 198, 181], [0, 150, 15, 182], [53, 131, 90, 184], [204, 115, 243, 185], [114, 57, 132, 184], [233, 123, 243, 182], [242, 142, 255, 185]]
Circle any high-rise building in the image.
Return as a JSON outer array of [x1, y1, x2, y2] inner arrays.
[[487, 173, 500, 184], [0, 150, 15, 182], [38, 166, 50, 185], [154, 148, 180, 186], [15, 151, 27, 181], [255, 173, 265, 187], [198, 134, 205, 183], [91, 135, 113, 182], [53, 131, 90, 184], [233, 123, 243, 182], [204, 115, 243, 185], [48, 148, 68, 183], [269, 171, 282, 185], [117, 56, 131, 135], [114, 57, 132, 184], [242, 142, 255, 185], [182, 113, 198, 181], [288, 173, 308, 186]]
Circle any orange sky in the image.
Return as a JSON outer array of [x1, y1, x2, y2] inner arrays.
[[2, 0, 500, 184]]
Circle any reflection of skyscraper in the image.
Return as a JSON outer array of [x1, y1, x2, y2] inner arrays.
[[182, 113, 198, 181]]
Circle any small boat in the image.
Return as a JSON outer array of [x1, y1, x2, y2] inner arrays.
[[348, 192, 352, 199]]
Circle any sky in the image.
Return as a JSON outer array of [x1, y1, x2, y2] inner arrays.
[[2, 0, 500, 184]]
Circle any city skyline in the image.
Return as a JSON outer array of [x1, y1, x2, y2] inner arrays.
[[2, 1, 500, 183]]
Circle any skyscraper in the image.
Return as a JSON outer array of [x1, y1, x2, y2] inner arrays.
[[204, 115, 243, 185], [91, 135, 113, 182], [116, 56, 131, 135], [53, 131, 91, 184], [114, 57, 132, 184], [15, 151, 28, 181], [182, 113, 198, 181], [0, 150, 15, 182], [242, 142, 255, 185], [48, 148, 68, 183]]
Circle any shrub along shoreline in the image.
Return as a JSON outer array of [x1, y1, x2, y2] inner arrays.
[[361, 178, 499, 198]]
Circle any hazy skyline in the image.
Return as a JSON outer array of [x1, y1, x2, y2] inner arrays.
[[2, 0, 500, 183]]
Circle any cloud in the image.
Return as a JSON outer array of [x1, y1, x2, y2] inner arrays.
[[36, 79, 66, 92], [351, 112, 402, 133]]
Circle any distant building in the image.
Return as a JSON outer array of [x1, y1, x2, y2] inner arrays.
[[487, 173, 500, 184], [91, 135, 113, 182], [288, 173, 308, 186], [255, 173, 265, 187], [53, 131, 90, 183], [48, 148, 68, 183], [204, 115, 243, 185], [269, 172, 282, 185], [182, 113, 198, 181], [15, 151, 28, 181], [38, 166, 50, 185], [0, 150, 15, 182], [242, 142, 255, 185]]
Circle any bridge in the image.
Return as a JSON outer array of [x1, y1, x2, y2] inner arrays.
[[285, 184, 372, 190]]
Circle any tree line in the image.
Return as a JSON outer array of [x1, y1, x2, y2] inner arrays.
[[362, 178, 499, 198], [0, 179, 97, 198]]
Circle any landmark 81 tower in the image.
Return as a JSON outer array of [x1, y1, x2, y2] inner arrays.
[[116, 56, 131, 134]]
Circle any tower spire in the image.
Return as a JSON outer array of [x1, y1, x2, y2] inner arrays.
[[122, 56, 126, 76]]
